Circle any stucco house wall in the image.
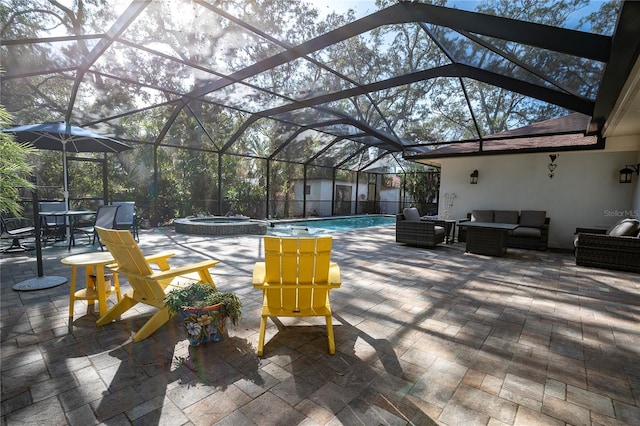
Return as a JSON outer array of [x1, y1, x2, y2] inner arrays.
[[437, 137, 639, 249]]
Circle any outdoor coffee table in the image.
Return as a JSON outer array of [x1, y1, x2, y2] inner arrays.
[[457, 222, 518, 256]]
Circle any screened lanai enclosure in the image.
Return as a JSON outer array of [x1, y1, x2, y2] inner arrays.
[[1, 0, 632, 225]]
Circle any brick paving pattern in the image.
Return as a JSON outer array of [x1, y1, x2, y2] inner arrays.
[[1, 226, 639, 425]]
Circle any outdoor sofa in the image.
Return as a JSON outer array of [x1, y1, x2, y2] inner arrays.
[[458, 210, 550, 251], [396, 207, 446, 248], [575, 218, 640, 273]]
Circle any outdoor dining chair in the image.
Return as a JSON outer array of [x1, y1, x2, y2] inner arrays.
[[252, 236, 342, 356], [68, 205, 119, 250], [94, 226, 220, 342], [111, 201, 138, 241], [39, 201, 66, 244], [1, 215, 36, 253]]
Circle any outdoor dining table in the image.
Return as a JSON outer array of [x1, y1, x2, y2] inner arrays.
[[38, 210, 96, 245]]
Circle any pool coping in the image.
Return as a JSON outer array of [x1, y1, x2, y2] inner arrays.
[[174, 216, 268, 235]]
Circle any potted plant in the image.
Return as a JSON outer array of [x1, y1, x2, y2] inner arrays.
[[164, 284, 242, 346]]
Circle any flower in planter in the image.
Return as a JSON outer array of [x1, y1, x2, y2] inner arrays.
[[164, 283, 242, 345], [185, 320, 202, 337], [197, 313, 213, 327]]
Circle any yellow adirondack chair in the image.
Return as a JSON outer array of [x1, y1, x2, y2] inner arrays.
[[95, 226, 219, 342], [252, 236, 341, 356]]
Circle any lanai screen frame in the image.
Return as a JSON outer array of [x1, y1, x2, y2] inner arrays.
[[2, 1, 638, 222]]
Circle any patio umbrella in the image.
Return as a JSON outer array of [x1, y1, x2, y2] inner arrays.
[[1, 122, 131, 290], [1, 121, 132, 210]]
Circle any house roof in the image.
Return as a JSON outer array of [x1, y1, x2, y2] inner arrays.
[[404, 113, 601, 159]]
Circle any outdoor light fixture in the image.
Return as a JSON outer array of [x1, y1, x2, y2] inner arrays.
[[470, 170, 479, 184], [619, 164, 640, 183]]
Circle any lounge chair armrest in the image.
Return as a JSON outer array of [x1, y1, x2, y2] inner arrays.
[[149, 259, 219, 281], [329, 262, 341, 286], [252, 262, 266, 286], [144, 250, 176, 270], [105, 250, 178, 273]]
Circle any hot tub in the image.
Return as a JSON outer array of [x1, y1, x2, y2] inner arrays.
[[174, 216, 267, 236]]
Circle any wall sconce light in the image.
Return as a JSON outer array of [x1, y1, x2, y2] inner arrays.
[[470, 170, 479, 184], [619, 164, 640, 183]]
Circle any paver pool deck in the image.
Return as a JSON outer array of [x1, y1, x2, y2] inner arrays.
[[1, 226, 639, 425]]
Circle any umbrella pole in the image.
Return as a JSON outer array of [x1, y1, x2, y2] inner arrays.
[[31, 176, 43, 277], [62, 140, 70, 243], [11, 177, 67, 291]]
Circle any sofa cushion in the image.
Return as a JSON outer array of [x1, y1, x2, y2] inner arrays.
[[471, 210, 494, 222], [403, 207, 421, 222], [519, 210, 546, 228], [434, 226, 445, 236], [494, 210, 519, 224], [608, 218, 640, 237], [512, 226, 541, 238]]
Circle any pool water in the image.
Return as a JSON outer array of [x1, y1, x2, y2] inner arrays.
[[267, 215, 395, 236]]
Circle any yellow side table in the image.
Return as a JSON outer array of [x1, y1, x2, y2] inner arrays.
[[61, 252, 121, 321]]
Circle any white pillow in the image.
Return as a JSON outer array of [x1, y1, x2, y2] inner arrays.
[[403, 207, 421, 222]]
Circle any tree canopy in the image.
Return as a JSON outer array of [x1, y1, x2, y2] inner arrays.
[[0, 0, 622, 222]]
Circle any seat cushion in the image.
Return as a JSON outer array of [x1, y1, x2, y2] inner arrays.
[[519, 210, 546, 227], [512, 226, 541, 238], [494, 210, 519, 224], [608, 218, 640, 237], [471, 210, 494, 222], [434, 225, 445, 236], [403, 207, 421, 222]]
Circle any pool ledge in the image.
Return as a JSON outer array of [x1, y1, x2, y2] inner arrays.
[[174, 216, 268, 236]]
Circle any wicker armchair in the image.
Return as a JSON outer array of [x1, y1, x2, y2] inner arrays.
[[575, 223, 640, 273], [396, 212, 446, 248]]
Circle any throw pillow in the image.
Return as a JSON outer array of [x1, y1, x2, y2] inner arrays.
[[471, 210, 494, 222], [403, 207, 421, 222], [608, 219, 640, 237], [494, 210, 519, 224], [519, 210, 546, 227]]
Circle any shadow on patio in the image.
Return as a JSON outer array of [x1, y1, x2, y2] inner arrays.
[[1, 226, 639, 425]]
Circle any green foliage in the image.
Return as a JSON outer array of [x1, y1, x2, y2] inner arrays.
[[1, 0, 619, 222], [0, 105, 37, 216], [404, 167, 440, 215], [164, 284, 242, 327]]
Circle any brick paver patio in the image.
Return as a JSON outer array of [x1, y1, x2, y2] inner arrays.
[[1, 225, 639, 425]]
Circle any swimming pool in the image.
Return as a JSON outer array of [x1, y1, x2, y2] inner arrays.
[[267, 215, 395, 236]]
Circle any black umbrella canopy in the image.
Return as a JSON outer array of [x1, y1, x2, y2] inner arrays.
[[2, 121, 131, 153], [1, 121, 131, 211]]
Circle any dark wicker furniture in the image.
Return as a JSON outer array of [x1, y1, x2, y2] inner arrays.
[[458, 222, 518, 256], [575, 224, 640, 273], [396, 213, 446, 248], [459, 210, 550, 251]]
